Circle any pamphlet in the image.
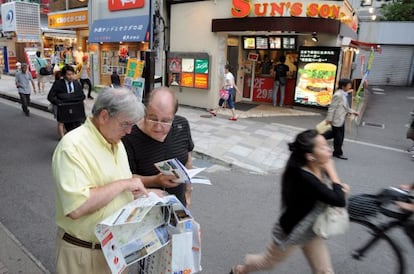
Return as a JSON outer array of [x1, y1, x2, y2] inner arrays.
[[154, 158, 209, 184]]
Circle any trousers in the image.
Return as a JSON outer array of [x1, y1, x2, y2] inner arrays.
[[18, 93, 30, 114], [243, 237, 334, 274], [80, 78, 92, 97], [272, 80, 286, 107]]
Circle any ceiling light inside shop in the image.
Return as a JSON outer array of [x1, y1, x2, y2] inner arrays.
[[311, 32, 318, 42]]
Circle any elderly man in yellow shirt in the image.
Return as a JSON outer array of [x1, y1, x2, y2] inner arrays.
[[52, 87, 149, 274]]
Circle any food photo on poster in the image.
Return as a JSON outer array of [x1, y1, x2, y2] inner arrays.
[[294, 47, 340, 107]]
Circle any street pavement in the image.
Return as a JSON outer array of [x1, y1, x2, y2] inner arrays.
[[0, 73, 411, 273]]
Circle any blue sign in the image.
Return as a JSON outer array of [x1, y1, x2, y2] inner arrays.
[[89, 15, 149, 43]]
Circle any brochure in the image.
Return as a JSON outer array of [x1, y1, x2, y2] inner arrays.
[[154, 158, 209, 184]]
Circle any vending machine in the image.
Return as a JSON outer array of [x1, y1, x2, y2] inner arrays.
[[24, 47, 38, 78]]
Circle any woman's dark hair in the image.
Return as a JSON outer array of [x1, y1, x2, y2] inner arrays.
[[281, 129, 319, 207], [279, 55, 286, 63], [225, 64, 231, 70], [338, 78, 352, 89]]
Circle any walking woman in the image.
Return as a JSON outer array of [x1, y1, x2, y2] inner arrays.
[[210, 64, 239, 121], [230, 129, 349, 274]]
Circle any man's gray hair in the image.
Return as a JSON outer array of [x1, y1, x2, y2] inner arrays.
[[92, 87, 145, 122]]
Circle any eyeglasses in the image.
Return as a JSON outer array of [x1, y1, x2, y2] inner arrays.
[[145, 117, 173, 128], [115, 118, 136, 130]]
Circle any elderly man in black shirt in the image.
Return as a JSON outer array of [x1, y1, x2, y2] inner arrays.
[[122, 87, 194, 208]]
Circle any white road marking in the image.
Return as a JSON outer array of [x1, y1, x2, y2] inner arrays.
[[345, 138, 408, 153], [372, 91, 386, 95], [372, 87, 385, 91]]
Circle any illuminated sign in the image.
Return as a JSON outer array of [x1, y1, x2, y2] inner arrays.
[[231, 0, 352, 21], [48, 10, 88, 28], [167, 53, 210, 89], [109, 0, 145, 11], [294, 47, 341, 107]]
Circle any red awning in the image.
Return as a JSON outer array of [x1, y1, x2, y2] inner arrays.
[[350, 40, 382, 53]]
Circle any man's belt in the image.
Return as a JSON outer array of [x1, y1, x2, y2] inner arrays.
[[62, 233, 101, 250]]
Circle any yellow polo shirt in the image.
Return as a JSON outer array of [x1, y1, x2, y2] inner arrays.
[[52, 118, 133, 242]]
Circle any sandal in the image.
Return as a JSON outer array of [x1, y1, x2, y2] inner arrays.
[[209, 111, 217, 116], [229, 117, 238, 121]]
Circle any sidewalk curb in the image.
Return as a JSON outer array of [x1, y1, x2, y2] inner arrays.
[[0, 93, 49, 112], [0, 222, 50, 274]]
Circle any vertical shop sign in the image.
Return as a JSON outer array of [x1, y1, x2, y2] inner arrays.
[[294, 47, 340, 107], [1, 2, 16, 32], [194, 59, 209, 89]]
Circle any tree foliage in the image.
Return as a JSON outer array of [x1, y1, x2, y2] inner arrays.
[[380, 0, 414, 21]]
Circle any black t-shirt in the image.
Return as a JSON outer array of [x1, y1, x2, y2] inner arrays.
[[122, 115, 194, 205], [274, 63, 289, 81], [279, 168, 346, 234]]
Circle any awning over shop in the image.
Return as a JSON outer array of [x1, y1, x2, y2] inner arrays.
[[212, 17, 341, 35], [41, 27, 76, 39], [89, 15, 149, 43], [350, 40, 382, 53]]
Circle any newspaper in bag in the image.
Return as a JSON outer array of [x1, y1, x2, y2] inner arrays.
[[95, 193, 201, 274]]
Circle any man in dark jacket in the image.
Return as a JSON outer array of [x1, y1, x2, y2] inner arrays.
[[48, 65, 86, 132]]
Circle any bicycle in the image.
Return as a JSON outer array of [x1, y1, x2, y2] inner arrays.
[[328, 187, 413, 274]]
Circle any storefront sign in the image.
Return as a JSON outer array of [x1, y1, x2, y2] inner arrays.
[[109, 0, 145, 11], [248, 53, 259, 62], [48, 10, 88, 28], [167, 52, 210, 89], [294, 47, 340, 107], [231, 0, 351, 21], [252, 77, 274, 103], [89, 15, 148, 43]]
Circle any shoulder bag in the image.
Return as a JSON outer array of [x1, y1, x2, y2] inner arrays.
[[219, 88, 229, 100], [312, 206, 350, 239]]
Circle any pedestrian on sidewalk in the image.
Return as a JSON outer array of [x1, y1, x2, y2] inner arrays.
[[210, 64, 240, 121], [52, 87, 149, 274], [34, 50, 48, 95], [78, 55, 94, 99], [47, 65, 86, 133], [122, 86, 194, 208], [51, 71, 66, 138], [15, 63, 36, 117], [230, 129, 349, 274], [323, 78, 359, 160]]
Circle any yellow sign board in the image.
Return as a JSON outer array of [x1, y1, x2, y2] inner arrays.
[[48, 10, 88, 28], [126, 59, 145, 79]]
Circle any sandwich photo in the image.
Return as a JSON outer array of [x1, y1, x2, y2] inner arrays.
[[297, 62, 337, 93]]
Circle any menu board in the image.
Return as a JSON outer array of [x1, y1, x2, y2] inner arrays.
[[294, 47, 341, 107], [244, 36, 295, 50], [243, 37, 255, 49], [269, 37, 281, 49], [167, 52, 209, 89], [256, 37, 268, 49]]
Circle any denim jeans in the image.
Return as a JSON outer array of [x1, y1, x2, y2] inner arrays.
[[272, 80, 286, 107]]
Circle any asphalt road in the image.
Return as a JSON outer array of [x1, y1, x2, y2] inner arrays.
[[0, 87, 413, 273]]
